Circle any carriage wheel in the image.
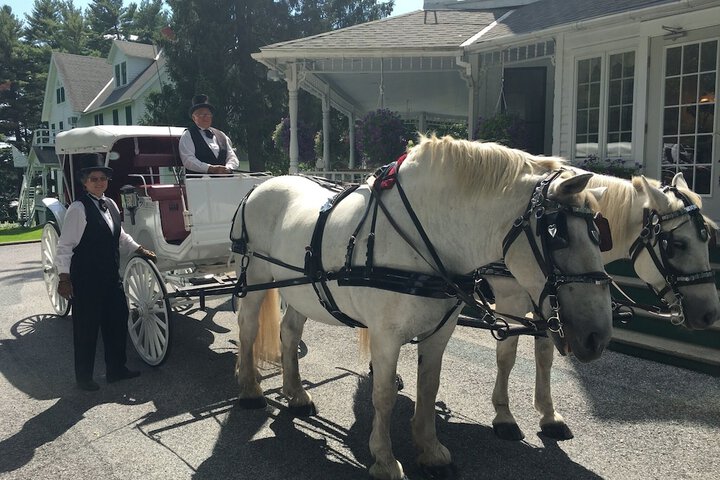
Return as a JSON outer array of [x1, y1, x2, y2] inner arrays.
[[123, 256, 172, 366], [40, 222, 70, 317]]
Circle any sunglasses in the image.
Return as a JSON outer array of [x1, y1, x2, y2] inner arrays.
[[87, 176, 108, 182]]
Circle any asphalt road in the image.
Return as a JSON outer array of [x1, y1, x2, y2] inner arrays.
[[1, 241, 719, 479]]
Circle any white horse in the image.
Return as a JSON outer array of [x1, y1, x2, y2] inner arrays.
[[490, 172, 719, 441], [231, 136, 614, 480]]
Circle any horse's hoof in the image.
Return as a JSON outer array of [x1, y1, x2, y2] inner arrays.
[[395, 374, 404, 391], [419, 462, 458, 480], [288, 402, 317, 417], [237, 397, 267, 409], [493, 422, 525, 441], [540, 422, 574, 440]]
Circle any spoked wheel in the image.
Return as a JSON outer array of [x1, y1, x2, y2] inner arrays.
[[40, 222, 70, 317], [123, 256, 172, 366]]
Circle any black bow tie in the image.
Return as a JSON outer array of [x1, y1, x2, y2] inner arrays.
[[98, 199, 108, 212], [204, 129, 214, 139]]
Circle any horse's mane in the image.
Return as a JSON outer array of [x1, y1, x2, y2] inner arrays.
[[408, 135, 565, 194]]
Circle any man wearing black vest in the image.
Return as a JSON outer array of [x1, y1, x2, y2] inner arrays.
[[179, 94, 240, 174], [56, 156, 156, 391]]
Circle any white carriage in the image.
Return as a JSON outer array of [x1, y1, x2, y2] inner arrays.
[[40, 125, 271, 365]]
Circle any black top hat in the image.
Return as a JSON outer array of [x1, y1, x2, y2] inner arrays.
[[189, 94, 215, 116], [77, 153, 113, 177]]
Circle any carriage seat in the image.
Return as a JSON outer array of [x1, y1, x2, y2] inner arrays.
[[142, 184, 189, 243], [133, 153, 179, 168]]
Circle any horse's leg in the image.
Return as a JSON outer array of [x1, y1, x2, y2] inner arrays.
[[236, 289, 269, 409], [412, 317, 456, 478], [492, 335, 524, 441], [280, 305, 315, 416], [368, 329, 405, 480], [535, 333, 573, 440], [491, 289, 531, 441]]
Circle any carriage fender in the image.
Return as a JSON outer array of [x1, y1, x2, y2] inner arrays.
[[42, 198, 66, 230]]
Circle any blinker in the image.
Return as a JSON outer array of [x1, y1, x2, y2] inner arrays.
[[593, 213, 613, 252], [544, 211, 569, 250]]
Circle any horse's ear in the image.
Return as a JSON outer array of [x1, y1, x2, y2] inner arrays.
[[587, 186, 607, 203], [671, 172, 690, 190], [638, 175, 672, 211], [549, 172, 593, 199]]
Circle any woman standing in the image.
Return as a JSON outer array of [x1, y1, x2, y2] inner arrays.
[[56, 155, 156, 391]]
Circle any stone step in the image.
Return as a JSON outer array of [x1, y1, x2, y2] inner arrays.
[[610, 327, 720, 376]]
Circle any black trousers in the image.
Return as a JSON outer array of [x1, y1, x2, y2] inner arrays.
[[71, 280, 129, 381]]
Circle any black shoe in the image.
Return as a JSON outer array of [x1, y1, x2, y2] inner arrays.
[[77, 379, 100, 391], [106, 368, 140, 383]]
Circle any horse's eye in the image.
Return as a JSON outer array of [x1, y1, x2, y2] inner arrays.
[[673, 240, 687, 251]]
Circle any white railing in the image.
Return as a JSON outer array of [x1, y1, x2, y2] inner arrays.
[[32, 129, 54, 147], [16, 174, 36, 225]]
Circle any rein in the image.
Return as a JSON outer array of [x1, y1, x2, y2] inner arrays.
[[618, 186, 714, 325]]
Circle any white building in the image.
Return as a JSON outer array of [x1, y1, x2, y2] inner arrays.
[[15, 40, 167, 225]]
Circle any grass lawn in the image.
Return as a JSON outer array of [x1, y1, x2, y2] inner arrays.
[[0, 224, 44, 244]]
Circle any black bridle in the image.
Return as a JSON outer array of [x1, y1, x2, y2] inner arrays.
[[500, 170, 611, 337], [624, 186, 714, 325]]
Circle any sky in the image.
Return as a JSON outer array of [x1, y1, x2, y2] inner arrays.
[[3, 0, 424, 21]]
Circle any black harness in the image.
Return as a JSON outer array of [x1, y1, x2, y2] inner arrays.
[[230, 164, 610, 342], [618, 186, 714, 325]]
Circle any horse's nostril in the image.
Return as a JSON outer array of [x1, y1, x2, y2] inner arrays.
[[585, 332, 602, 353]]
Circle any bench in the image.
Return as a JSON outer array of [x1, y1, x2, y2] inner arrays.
[[142, 184, 189, 243]]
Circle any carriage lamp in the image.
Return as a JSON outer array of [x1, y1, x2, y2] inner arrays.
[[120, 185, 139, 225]]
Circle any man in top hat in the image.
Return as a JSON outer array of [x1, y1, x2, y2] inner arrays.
[[56, 154, 156, 391], [179, 94, 240, 174]]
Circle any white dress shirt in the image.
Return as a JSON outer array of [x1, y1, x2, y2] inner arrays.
[[178, 128, 240, 173], [56, 195, 140, 275]]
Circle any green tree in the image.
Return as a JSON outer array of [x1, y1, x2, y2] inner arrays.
[[57, 1, 92, 54], [86, 0, 128, 56], [125, 0, 169, 44], [23, 0, 64, 49]]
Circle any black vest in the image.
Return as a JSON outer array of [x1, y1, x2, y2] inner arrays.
[[188, 124, 228, 172], [70, 194, 122, 286]]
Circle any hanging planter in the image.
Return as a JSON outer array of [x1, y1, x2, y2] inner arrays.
[[355, 109, 409, 168]]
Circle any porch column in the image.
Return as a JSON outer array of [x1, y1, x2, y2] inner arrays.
[[467, 78, 477, 140], [348, 113, 356, 169], [287, 63, 300, 174], [418, 112, 426, 136], [322, 93, 330, 172]]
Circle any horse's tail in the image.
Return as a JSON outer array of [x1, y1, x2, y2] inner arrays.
[[254, 288, 281, 367], [357, 328, 370, 361]]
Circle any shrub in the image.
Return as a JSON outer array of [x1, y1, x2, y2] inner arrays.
[[572, 155, 642, 179], [355, 109, 409, 168], [474, 113, 527, 150]]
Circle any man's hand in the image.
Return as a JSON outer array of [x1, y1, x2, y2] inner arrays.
[[135, 245, 157, 263], [57, 273, 73, 300], [207, 165, 231, 174]]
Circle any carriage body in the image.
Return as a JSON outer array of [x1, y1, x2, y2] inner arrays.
[[41, 125, 271, 365]]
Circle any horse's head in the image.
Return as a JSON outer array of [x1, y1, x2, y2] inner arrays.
[[504, 170, 613, 362], [630, 173, 719, 329]]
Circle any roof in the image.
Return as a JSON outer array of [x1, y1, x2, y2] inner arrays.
[[53, 52, 112, 111], [31, 146, 60, 165], [475, 0, 680, 43], [256, 9, 511, 55], [255, 0, 683, 55], [110, 40, 158, 60], [55, 125, 186, 155], [86, 55, 166, 112]]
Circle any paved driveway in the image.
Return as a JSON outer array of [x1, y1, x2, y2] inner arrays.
[[1, 242, 719, 479]]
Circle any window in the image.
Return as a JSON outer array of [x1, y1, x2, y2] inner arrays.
[[114, 61, 128, 87], [56, 86, 65, 104], [574, 51, 636, 161], [94, 114, 104, 125], [112, 109, 119, 125], [661, 40, 717, 195], [125, 106, 132, 125], [59, 121, 64, 131]]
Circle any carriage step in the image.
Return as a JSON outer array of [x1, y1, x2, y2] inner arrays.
[[610, 328, 720, 377]]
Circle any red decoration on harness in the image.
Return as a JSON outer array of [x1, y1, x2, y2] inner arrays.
[[378, 154, 407, 190]]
